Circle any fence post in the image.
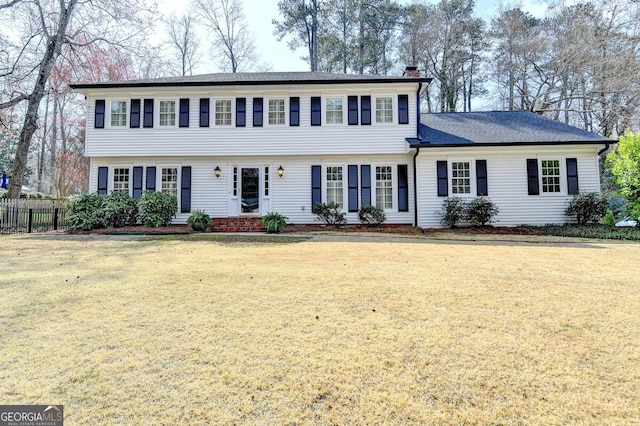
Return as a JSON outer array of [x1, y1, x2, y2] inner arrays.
[[54, 208, 59, 231], [28, 208, 33, 233]]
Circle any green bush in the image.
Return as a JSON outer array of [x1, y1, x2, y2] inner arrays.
[[186, 210, 211, 231], [67, 193, 106, 231], [465, 197, 499, 226], [261, 211, 288, 233], [312, 202, 346, 225], [137, 191, 178, 227], [103, 191, 138, 228], [565, 192, 608, 225], [440, 197, 467, 228], [603, 209, 616, 226], [358, 205, 386, 227], [525, 224, 640, 241]]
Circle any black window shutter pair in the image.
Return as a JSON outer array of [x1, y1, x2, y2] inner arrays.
[[437, 160, 488, 197], [527, 158, 579, 195]]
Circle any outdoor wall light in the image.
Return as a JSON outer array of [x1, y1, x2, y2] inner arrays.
[[278, 165, 284, 177], [214, 166, 221, 178]]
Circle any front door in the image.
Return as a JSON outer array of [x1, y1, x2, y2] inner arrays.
[[241, 167, 260, 214]]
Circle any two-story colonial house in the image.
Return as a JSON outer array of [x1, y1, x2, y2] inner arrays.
[[70, 70, 610, 228]]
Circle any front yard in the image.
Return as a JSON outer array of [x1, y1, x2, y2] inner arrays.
[[1, 233, 639, 424]]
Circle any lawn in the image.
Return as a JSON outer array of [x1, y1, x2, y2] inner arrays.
[[1, 234, 639, 424]]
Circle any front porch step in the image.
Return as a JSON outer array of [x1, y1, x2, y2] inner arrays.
[[212, 217, 265, 232]]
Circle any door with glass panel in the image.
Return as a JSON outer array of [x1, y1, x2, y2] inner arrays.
[[241, 168, 260, 214]]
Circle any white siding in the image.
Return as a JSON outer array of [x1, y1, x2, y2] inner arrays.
[[416, 145, 603, 228]]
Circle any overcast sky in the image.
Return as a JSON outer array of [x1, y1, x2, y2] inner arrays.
[[158, 0, 552, 73]]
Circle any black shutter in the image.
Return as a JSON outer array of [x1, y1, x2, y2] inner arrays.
[[348, 165, 358, 212], [236, 98, 246, 127], [97, 167, 108, 194], [181, 166, 191, 213], [566, 158, 579, 194], [179, 98, 189, 127], [146, 167, 156, 192], [132, 166, 143, 200], [253, 97, 263, 127], [311, 165, 322, 206], [398, 164, 409, 212], [527, 159, 539, 195], [130, 99, 141, 128], [143, 99, 154, 128], [95, 100, 105, 128], [348, 96, 358, 125], [290, 96, 300, 126], [361, 165, 371, 206], [311, 96, 321, 126], [199, 98, 210, 127], [398, 94, 409, 124], [476, 160, 488, 196], [437, 161, 448, 197], [361, 96, 371, 125]]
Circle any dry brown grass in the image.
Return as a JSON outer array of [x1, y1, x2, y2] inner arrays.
[[1, 234, 639, 425]]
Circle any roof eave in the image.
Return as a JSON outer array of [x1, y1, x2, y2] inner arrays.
[[407, 140, 610, 148]]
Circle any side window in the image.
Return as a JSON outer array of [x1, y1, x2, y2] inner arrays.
[[113, 168, 130, 193], [326, 98, 343, 124], [451, 161, 471, 194], [541, 160, 561, 193], [326, 166, 344, 208], [159, 100, 176, 127], [215, 100, 232, 126], [110, 101, 127, 127], [375, 97, 393, 124], [375, 166, 393, 209], [268, 99, 285, 125]]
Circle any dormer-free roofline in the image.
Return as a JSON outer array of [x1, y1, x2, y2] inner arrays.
[[70, 71, 432, 91]]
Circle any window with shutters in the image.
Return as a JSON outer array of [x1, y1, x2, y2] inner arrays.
[[110, 101, 127, 127], [159, 100, 176, 126], [375, 97, 393, 124], [215, 100, 232, 126], [113, 168, 130, 192], [451, 162, 471, 194], [375, 166, 393, 210], [161, 168, 179, 198], [326, 166, 344, 208], [268, 99, 285, 125], [541, 160, 561, 193], [326, 98, 343, 124]]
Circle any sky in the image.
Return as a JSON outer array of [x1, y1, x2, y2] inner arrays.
[[158, 0, 552, 74]]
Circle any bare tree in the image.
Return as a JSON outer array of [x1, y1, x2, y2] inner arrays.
[[193, 0, 258, 72], [165, 14, 200, 76], [0, 0, 156, 199]]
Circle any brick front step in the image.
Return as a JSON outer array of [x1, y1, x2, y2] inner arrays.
[[212, 217, 265, 232]]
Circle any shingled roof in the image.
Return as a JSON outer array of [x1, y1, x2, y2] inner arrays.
[[410, 111, 611, 147], [70, 71, 429, 90]]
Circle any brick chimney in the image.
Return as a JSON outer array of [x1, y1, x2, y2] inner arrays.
[[403, 66, 420, 77]]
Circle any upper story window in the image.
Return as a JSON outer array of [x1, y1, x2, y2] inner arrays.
[[326, 98, 343, 124], [375, 97, 393, 124], [110, 101, 127, 127], [268, 99, 285, 125], [375, 166, 393, 210], [326, 166, 344, 208], [541, 160, 561, 193], [215, 100, 232, 126], [159, 100, 176, 126], [451, 161, 471, 194], [113, 168, 130, 192]]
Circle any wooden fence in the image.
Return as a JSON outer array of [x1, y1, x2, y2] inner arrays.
[[0, 199, 68, 234]]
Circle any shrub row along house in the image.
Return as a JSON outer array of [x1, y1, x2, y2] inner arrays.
[[70, 69, 611, 229]]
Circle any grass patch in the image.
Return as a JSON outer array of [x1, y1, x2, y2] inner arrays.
[[526, 224, 640, 240], [1, 234, 639, 424]]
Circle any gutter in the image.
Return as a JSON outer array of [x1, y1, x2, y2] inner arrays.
[[413, 146, 420, 227], [598, 143, 610, 156]]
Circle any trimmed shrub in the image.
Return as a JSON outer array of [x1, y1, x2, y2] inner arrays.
[[604, 209, 616, 226], [137, 191, 178, 227], [103, 191, 138, 228], [465, 197, 499, 226], [312, 202, 346, 225], [358, 205, 386, 227], [67, 193, 106, 231], [565, 192, 608, 225], [440, 197, 467, 228]]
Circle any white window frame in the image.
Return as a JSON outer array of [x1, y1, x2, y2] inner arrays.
[[539, 158, 566, 195], [112, 167, 130, 193], [448, 159, 475, 197], [324, 165, 346, 209], [267, 98, 287, 126], [374, 96, 394, 125], [108, 100, 128, 128], [157, 99, 177, 127], [325, 97, 344, 125], [160, 167, 179, 199], [214, 99, 233, 126], [374, 165, 394, 211]]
